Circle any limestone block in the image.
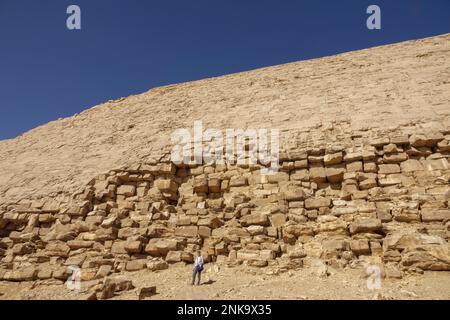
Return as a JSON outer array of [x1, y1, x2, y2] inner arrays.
[[349, 218, 382, 234], [305, 197, 331, 209]]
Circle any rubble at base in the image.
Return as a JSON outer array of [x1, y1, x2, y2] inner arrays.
[[0, 126, 449, 287]]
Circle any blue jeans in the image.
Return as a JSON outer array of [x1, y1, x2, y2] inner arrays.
[[192, 267, 202, 285]]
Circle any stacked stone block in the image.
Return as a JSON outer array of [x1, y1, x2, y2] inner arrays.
[[0, 128, 449, 282]]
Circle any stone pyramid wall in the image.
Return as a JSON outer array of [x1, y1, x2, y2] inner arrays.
[[0, 34, 449, 283]]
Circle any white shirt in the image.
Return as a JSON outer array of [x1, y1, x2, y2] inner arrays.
[[195, 256, 204, 266]]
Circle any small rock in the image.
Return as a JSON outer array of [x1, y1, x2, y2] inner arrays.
[[400, 289, 418, 298], [81, 292, 98, 300], [97, 277, 135, 300], [138, 286, 157, 300]]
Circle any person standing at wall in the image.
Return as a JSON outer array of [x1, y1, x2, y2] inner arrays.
[[191, 251, 204, 286]]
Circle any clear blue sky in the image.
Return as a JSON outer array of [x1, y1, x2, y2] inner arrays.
[[0, 0, 449, 140]]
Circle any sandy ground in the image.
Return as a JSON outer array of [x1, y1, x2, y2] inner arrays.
[[1, 264, 449, 300]]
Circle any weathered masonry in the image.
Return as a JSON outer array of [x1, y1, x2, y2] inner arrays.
[[1, 125, 449, 282]]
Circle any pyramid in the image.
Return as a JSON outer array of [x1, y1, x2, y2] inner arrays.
[[0, 34, 449, 291]]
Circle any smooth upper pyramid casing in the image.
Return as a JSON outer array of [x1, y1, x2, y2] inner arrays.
[[0, 33, 449, 204]]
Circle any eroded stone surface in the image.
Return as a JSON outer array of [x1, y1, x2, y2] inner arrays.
[[0, 34, 449, 291]]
